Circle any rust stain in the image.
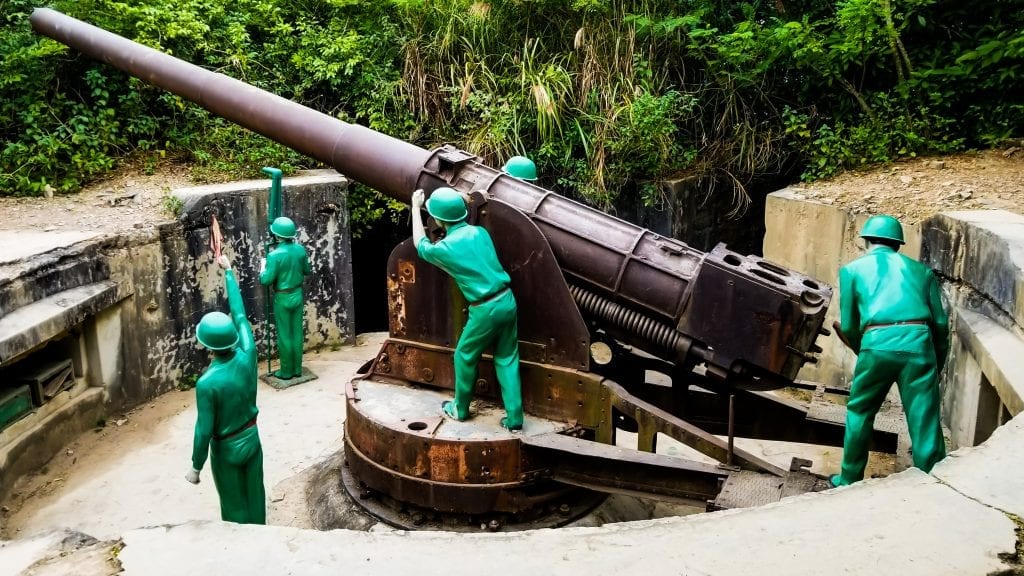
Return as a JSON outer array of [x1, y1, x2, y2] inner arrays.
[[387, 275, 406, 335], [399, 259, 416, 283], [429, 442, 465, 483]]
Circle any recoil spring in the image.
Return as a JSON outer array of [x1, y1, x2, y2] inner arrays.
[[568, 284, 683, 358]]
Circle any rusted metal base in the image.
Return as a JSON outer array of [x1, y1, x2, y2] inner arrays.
[[342, 375, 609, 529], [340, 458, 606, 532], [344, 375, 583, 514], [342, 339, 896, 526], [708, 458, 832, 511]]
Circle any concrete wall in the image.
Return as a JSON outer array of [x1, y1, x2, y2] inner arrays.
[[76, 170, 356, 407], [615, 176, 768, 254], [11, 183, 1024, 575], [921, 211, 1024, 448], [763, 189, 925, 387], [104, 169, 357, 405], [763, 190, 1024, 450]]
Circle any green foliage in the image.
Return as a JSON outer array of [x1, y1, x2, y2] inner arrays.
[[607, 91, 695, 184], [784, 95, 963, 181], [184, 119, 307, 183], [176, 373, 199, 391], [1, 0, 1021, 224], [160, 188, 184, 218], [347, 183, 407, 239], [1, 0, 123, 195]]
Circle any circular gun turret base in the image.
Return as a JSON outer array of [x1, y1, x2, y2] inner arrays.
[[339, 460, 605, 532], [342, 376, 606, 531]]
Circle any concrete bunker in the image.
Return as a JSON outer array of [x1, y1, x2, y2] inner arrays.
[[4, 180, 1024, 575], [0, 173, 355, 509], [21, 8, 856, 530], [765, 192, 1024, 454]]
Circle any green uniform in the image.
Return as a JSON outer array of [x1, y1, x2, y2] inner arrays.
[[192, 269, 266, 523], [260, 240, 311, 379], [836, 244, 949, 485], [417, 221, 524, 429]]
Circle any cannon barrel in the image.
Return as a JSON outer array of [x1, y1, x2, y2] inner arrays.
[[31, 8, 831, 385]]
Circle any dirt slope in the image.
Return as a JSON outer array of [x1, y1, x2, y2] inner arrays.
[[790, 147, 1024, 224], [1, 148, 1021, 234]]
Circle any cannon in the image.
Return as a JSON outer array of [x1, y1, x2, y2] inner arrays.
[[32, 8, 895, 530]]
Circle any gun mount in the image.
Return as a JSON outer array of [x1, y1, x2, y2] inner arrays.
[[33, 9, 896, 530]]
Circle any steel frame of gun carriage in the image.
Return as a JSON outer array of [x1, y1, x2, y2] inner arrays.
[[33, 8, 898, 529]]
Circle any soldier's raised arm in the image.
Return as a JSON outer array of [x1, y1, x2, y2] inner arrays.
[[220, 255, 255, 355]]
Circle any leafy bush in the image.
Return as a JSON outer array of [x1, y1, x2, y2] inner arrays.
[[1, 0, 1021, 223]]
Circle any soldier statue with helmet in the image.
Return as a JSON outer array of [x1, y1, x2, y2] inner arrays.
[[831, 215, 949, 487], [501, 155, 538, 182], [259, 216, 311, 381], [186, 254, 266, 524], [410, 186, 524, 432]]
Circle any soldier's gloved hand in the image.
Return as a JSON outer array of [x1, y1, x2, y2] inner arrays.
[[185, 468, 201, 485], [412, 189, 425, 209], [217, 255, 231, 270]]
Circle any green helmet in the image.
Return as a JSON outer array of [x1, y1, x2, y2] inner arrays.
[[501, 156, 538, 181], [426, 187, 468, 222], [270, 216, 296, 239], [860, 215, 905, 245], [196, 311, 238, 351]]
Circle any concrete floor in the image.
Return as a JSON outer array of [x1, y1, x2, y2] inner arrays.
[[2, 332, 897, 542], [1, 336, 381, 540], [11, 334, 1008, 576], [112, 469, 1017, 576]]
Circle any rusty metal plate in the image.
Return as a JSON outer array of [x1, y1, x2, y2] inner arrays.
[[346, 386, 524, 484], [520, 432, 728, 503], [344, 434, 525, 513], [709, 471, 785, 510], [339, 459, 606, 531], [364, 339, 611, 430], [344, 375, 585, 514]]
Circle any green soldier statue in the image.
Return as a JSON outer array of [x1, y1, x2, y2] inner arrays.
[[259, 216, 311, 380], [186, 255, 266, 524], [501, 156, 538, 181], [831, 215, 949, 487], [411, 187, 524, 431]]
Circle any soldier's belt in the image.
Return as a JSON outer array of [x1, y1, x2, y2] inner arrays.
[[865, 320, 928, 331], [469, 285, 510, 307], [275, 285, 301, 294], [213, 415, 258, 441]]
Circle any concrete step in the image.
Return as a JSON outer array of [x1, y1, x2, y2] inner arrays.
[[0, 280, 119, 364], [0, 231, 107, 319]]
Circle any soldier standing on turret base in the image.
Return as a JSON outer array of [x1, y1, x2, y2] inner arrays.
[[411, 187, 524, 432]]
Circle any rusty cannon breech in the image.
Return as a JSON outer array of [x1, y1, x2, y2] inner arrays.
[[31, 8, 832, 388]]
